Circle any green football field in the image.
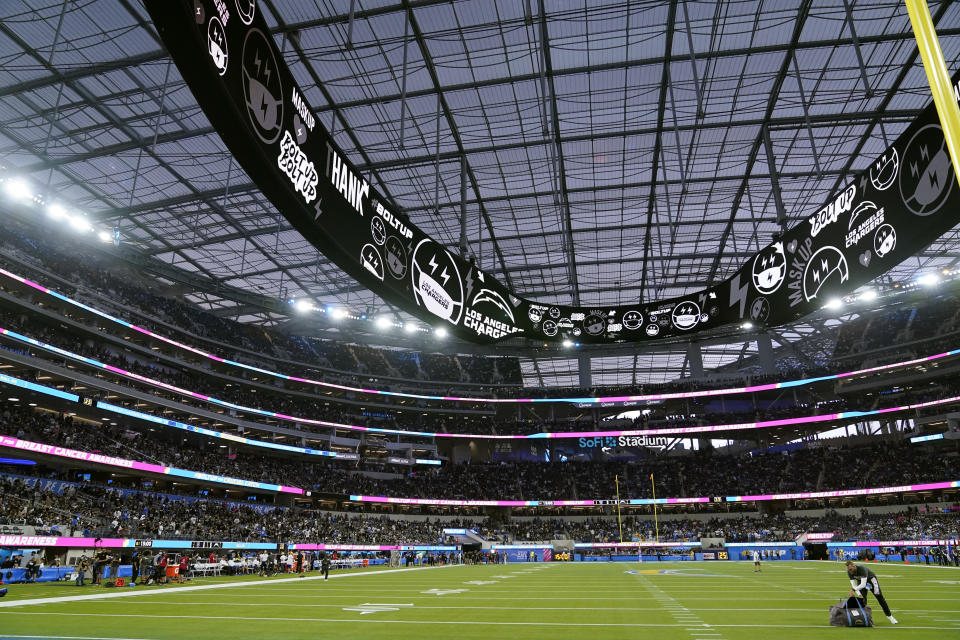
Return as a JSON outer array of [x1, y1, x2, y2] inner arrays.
[[1, 561, 958, 639]]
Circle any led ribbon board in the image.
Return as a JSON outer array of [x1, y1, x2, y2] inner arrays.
[[5, 268, 960, 405], [349, 495, 711, 507], [725, 479, 960, 502], [574, 542, 698, 548], [145, 1, 960, 344], [0, 536, 453, 551], [4, 349, 960, 441], [0, 435, 303, 494]]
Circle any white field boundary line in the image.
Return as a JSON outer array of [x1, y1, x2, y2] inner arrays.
[[1, 612, 957, 630], [76, 601, 960, 613], [0, 565, 454, 609], [0, 636, 156, 640]]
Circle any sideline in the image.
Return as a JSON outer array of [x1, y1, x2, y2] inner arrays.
[[0, 565, 452, 610]]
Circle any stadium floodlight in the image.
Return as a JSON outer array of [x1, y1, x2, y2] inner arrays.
[[46, 203, 67, 220], [294, 299, 314, 314], [562, 339, 573, 348], [435, 327, 448, 339], [97, 230, 112, 243], [68, 215, 92, 233], [4, 178, 30, 201], [404, 322, 418, 333], [918, 273, 940, 287], [859, 289, 878, 302], [741, 322, 753, 330], [376, 316, 392, 330], [824, 298, 843, 310], [330, 307, 346, 320]]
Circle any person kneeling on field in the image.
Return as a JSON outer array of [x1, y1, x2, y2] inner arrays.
[[846, 560, 897, 625]]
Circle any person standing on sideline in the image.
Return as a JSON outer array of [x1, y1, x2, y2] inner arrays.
[[130, 551, 140, 585], [321, 553, 331, 581], [846, 560, 898, 625], [753, 549, 761, 572], [75, 555, 89, 586]]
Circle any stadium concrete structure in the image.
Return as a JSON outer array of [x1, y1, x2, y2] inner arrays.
[[0, 1, 959, 638]]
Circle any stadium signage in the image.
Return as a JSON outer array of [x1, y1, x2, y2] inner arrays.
[[0, 432, 304, 495], [290, 87, 315, 134], [578, 435, 669, 449], [147, 1, 960, 344], [1, 437, 135, 469], [0, 535, 59, 546], [278, 130, 318, 203], [808, 185, 856, 238]]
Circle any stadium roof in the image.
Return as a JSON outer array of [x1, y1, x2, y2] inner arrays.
[[1, 0, 959, 385]]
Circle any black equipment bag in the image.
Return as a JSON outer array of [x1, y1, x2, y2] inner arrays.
[[829, 596, 873, 627]]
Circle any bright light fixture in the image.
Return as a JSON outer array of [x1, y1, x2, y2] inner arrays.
[[741, 322, 753, 330], [330, 307, 346, 320], [68, 215, 92, 232], [824, 298, 843, 310], [4, 178, 30, 200], [376, 316, 392, 329], [47, 203, 67, 220], [859, 289, 878, 302], [918, 273, 940, 287], [562, 339, 573, 348], [404, 322, 418, 333], [97, 230, 112, 243], [435, 327, 448, 338], [294, 299, 313, 314]]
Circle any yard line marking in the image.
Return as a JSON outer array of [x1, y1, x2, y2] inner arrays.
[[342, 603, 414, 615]]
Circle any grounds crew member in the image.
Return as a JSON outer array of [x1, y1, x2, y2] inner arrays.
[[846, 560, 897, 624]]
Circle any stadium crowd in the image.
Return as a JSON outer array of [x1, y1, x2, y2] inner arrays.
[[6, 225, 960, 408], [2, 472, 957, 545], [5, 302, 960, 442], [2, 399, 958, 504], [0, 230, 522, 388]]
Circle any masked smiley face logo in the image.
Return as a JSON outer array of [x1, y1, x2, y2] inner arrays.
[[207, 17, 228, 76], [241, 29, 284, 145], [899, 124, 954, 216], [802, 246, 849, 302], [869, 148, 898, 191], [235, 0, 256, 25], [411, 239, 464, 325], [360, 244, 384, 282], [750, 297, 770, 324], [671, 301, 701, 331], [583, 314, 605, 336], [873, 224, 896, 258], [622, 310, 643, 330], [752, 242, 787, 295]]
